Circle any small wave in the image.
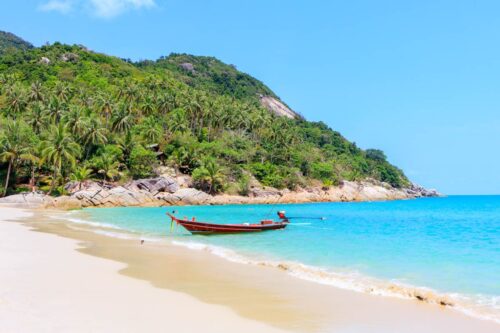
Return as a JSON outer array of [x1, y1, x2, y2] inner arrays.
[[55, 213, 164, 243], [171, 240, 500, 324], [51, 213, 126, 231]]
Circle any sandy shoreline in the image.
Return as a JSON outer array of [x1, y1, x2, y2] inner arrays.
[[1, 206, 499, 332], [0, 207, 289, 333]]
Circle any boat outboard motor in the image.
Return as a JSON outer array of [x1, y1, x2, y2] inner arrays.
[[277, 211, 288, 222]]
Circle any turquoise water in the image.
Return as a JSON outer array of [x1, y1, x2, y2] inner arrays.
[[71, 196, 500, 321]]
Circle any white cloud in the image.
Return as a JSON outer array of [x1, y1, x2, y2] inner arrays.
[[39, 0, 74, 14], [38, 0, 156, 18], [89, 0, 155, 18]]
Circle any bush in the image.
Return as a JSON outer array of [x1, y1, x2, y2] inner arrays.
[[129, 145, 157, 179]]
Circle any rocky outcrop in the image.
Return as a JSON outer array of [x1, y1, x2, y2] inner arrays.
[[1, 177, 439, 210], [155, 188, 211, 205], [179, 62, 195, 73], [124, 177, 179, 195], [405, 184, 440, 198], [60, 52, 79, 62], [47, 196, 82, 210], [51, 177, 208, 208], [0, 192, 54, 208], [39, 57, 51, 65], [259, 95, 299, 119]]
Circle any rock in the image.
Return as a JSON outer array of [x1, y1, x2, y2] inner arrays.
[[124, 177, 179, 195], [259, 95, 298, 119], [156, 188, 211, 205], [64, 180, 108, 194], [409, 184, 441, 198], [179, 62, 195, 72], [249, 186, 281, 198], [0, 192, 54, 208], [48, 196, 82, 210], [155, 166, 176, 178], [60, 52, 79, 62], [39, 57, 51, 65]]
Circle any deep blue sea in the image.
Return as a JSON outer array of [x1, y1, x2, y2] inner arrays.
[[67, 196, 500, 322]]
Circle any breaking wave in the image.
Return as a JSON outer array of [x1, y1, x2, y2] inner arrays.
[[171, 240, 500, 324]]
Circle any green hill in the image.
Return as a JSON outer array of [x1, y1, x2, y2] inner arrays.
[[0, 31, 410, 196], [0, 31, 33, 55]]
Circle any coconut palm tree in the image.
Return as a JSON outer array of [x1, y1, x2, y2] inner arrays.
[[97, 94, 114, 126], [83, 116, 108, 148], [28, 81, 44, 102], [193, 159, 224, 195], [70, 166, 93, 191], [63, 105, 87, 137], [111, 104, 134, 133], [40, 124, 80, 194], [26, 102, 46, 134], [54, 82, 72, 103], [19, 149, 42, 192], [0, 120, 31, 196], [5, 85, 27, 116], [95, 153, 120, 181]]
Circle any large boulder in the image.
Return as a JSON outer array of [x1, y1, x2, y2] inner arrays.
[[64, 180, 109, 194], [48, 196, 82, 210], [249, 186, 281, 198], [0, 192, 54, 208], [71, 186, 156, 207], [156, 188, 211, 205], [60, 52, 79, 62], [124, 177, 179, 195]]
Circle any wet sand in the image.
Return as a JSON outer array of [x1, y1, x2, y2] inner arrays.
[[1, 206, 499, 332]]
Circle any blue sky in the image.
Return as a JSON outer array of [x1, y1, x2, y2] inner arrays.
[[1, 0, 499, 194]]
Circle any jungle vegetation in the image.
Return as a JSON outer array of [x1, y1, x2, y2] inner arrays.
[[0, 31, 409, 196]]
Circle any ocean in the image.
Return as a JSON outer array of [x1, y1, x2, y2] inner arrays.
[[66, 196, 500, 323]]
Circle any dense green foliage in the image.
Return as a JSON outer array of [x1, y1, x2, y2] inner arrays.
[[0, 32, 410, 196]]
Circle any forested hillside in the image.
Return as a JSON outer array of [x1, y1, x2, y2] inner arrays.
[[0, 31, 409, 197], [0, 31, 33, 55]]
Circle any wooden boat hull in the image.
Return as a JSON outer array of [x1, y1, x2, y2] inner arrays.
[[167, 213, 288, 235]]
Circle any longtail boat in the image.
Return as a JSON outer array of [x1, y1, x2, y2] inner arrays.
[[166, 211, 289, 235]]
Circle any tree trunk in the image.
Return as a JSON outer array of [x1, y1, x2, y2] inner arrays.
[[48, 167, 58, 195], [30, 164, 36, 192], [2, 159, 13, 197]]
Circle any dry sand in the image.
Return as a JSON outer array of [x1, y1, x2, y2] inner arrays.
[[1, 206, 499, 333], [0, 207, 288, 333]]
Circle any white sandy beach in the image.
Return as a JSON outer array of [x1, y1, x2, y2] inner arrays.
[[1, 205, 499, 333], [0, 207, 288, 333]]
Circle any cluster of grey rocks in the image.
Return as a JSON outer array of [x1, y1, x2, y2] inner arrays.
[[0, 176, 440, 210]]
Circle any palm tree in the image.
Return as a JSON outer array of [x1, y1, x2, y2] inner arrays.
[[111, 104, 134, 133], [70, 166, 93, 182], [54, 82, 72, 102], [140, 117, 162, 143], [40, 124, 80, 194], [19, 149, 42, 192], [28, 81, 44, 102], [193, 159, 224, 194], [0, 120, 30, 196], [26, 102, 46, 134], [83, 116, 108, 147], [70, 166, 93, 190], [62, 105, 87, 137], [95, 153, 120, 181], [117, 131, 135, 163], [46, 96, 67, 123], [97, 94, 114, 126], [5, 85, 27, 116]]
